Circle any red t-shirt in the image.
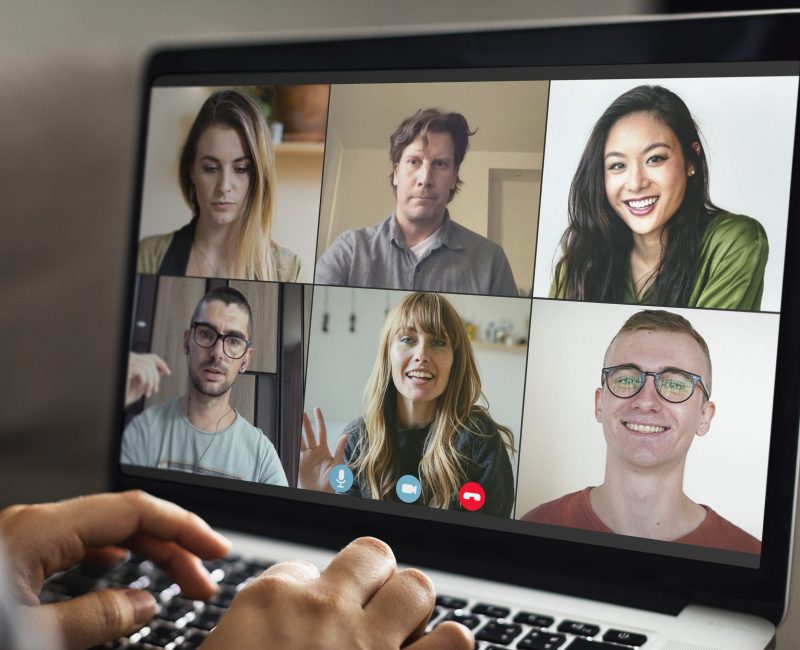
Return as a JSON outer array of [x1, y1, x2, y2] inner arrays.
[[521, 487, 761, 554]]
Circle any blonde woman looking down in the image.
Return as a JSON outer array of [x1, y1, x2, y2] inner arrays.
[[138, 90, 301, 281], [299, 292, 515, 517]]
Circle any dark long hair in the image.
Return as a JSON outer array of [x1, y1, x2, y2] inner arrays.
[[553, 85, 720, 305]]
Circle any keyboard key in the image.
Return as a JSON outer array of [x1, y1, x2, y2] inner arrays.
[[73, 560, 116, 579], [155, 598, 195, 623], [189, 605, 225, 631], [140, 622, 181, 647], [145, 571, 177, 594], [106, 563, 147, 586], [38, 590, 68, 604], [475, 621, 522, 644], [436, 595, 468, 609], [181, 629, 208, 649], [602, 629, 648, 647], [45, 572, 97, 596], [208, 584, 238, 608], [442, 611, 481, 629], [202, 558, 228, 572], [471, 603, 511, 618], [517, 629, 566, 649], [220, 563, 254, 586], [245, 558, 275, 572], [557, 620, 600, 637], [513, 612, 555, 628], [564, 639, 630, 650]]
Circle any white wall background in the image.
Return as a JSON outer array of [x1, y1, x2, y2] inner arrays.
[[139, 87, 323, 282], [303, 287, 530, 486], [515, 299, 778, 539], [489, 169, 542, 295], [532, 76, 799, 312]]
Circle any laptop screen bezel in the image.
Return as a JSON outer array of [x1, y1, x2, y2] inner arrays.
[[112, 11, 800, 625]]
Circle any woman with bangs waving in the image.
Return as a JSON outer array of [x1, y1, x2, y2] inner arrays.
[[299, 292, 515, 517], [551, 85, 767, 310]]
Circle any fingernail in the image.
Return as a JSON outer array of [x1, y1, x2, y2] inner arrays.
[[125, 589, 157, 625]]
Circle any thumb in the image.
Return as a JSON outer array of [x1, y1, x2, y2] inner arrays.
[[333, 433, 348, 466], [35, 588, 157, 650]]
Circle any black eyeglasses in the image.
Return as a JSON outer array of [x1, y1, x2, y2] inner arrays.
[[191, 322, 250, 359], [601, 365, 710, 403]]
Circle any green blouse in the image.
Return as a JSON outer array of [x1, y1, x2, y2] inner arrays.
[[550, 212, 769, 311]]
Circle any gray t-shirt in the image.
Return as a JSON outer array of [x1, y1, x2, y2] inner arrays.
[[314, 212, 519, 296], [121, 398, 288, 486]]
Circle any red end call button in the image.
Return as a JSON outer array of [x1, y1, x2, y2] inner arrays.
[[458, 482, 485, 511]]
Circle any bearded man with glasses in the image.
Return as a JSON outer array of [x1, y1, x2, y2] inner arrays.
[[121, 286, 288, 486], [521, 309, 760, 554]]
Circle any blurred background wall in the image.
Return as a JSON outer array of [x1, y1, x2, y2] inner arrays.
[[3, 0, 799, 644]]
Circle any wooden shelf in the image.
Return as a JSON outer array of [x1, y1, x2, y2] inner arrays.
[[275, 141, 324, 156]]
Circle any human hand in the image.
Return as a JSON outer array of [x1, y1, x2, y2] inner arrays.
[[125, 352, 171, 407], [297, 407, 348, 492], [0, 490, 230, 650], [201, 537, 473, 650]]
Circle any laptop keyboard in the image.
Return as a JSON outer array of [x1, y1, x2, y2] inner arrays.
[[430, 597, 648, 649], [40, 553, 650, 649]]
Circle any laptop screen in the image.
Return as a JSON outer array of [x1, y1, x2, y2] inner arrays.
[[119, 50, 799, 574]]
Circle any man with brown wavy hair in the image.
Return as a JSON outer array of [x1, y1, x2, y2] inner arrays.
[[315, 108, 517, 296]]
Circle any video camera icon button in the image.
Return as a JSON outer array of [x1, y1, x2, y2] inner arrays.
[[329, 464, 354, 493], [396, 475, 422, 503], [458, 482, 485, 511]]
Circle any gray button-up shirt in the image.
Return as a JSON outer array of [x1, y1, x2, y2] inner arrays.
[[314, 212, 519, 296]]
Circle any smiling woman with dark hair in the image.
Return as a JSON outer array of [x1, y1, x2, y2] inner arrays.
[[551, 85, 768, 310]]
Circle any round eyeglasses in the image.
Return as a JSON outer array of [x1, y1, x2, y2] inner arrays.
[[191, 322, 250, 359], [601, 365, 710, 404]]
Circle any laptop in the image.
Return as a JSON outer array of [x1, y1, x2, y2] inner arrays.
[[84, 10, 800, 650]]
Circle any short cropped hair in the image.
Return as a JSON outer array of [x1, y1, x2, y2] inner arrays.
[[388, 108, 476, 201], [607, 309, 712, 391], [190, 286, 253, 338]]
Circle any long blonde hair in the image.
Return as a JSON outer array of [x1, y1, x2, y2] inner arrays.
[[354, 292, 514, 508], [179, 90, 278, 280]]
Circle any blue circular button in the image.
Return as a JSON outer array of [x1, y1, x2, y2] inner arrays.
[[329, 464, 354, 493], [395, 475, 422, 503]]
